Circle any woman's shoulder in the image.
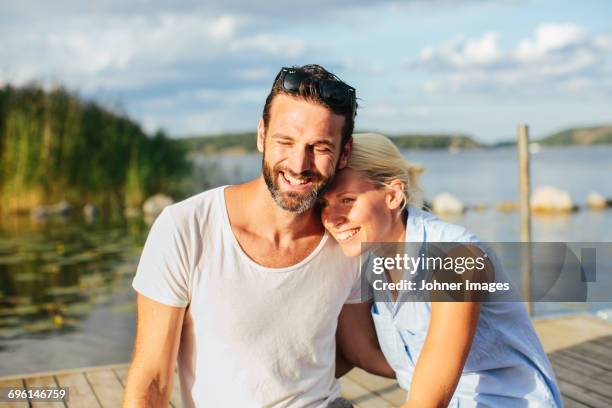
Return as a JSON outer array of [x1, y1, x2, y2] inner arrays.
[[409, 205, 480, 244]]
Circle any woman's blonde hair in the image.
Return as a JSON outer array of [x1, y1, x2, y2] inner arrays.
[[347, 133, 425, 211]]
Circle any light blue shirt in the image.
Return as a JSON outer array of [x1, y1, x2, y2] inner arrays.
[[370, 205, 563, 407]]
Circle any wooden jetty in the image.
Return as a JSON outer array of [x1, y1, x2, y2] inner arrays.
[[1, 314, 611, 407]]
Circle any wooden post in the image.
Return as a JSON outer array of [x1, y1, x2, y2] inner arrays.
[[517, 123, 533, 316]]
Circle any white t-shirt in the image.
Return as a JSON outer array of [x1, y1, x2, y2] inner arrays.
[[132, 186, 362, 408]]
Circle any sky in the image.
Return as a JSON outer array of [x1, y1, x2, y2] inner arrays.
[[1, 0, 611, 142]]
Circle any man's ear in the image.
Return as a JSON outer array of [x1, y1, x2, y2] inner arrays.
[[386, 179, 405, 210], [338, 137, 353, 169], [257, 118, 265, 153]]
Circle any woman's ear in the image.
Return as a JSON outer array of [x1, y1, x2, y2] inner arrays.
[[386, 179, 405, 210], [257, 118, 265, 153]]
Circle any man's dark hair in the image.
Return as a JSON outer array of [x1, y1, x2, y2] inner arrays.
[[262, 64, 357, 149]]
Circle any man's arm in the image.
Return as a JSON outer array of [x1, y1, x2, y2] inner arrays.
[[123, 293, 186, 407], [336, 301, 395, 378]]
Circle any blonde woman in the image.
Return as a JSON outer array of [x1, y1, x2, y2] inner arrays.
[[322, 134, 561, 407]]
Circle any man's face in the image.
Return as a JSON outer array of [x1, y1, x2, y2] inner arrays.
[[258, 94, 348, 213]]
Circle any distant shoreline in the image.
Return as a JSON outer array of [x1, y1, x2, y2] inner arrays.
[[179, 125, 612, 156]]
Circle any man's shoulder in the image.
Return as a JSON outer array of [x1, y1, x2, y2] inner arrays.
[[163, 185, 228, 227]]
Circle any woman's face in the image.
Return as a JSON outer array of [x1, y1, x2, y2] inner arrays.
[[321, 168, 401, 257]]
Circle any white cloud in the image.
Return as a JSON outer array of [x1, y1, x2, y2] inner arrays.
[[418, 31, 501, 69], [0, 11, 307, 92], [464, 32, 501, 65], [515, 23, 586, 62], [229, 34, 305, 58], [208, 15, 239, 40], [594, 34, 612, 50], [0, 13, 245, 89], [415, 22, 612, 96]]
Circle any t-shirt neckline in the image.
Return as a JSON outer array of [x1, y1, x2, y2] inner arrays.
[[219, 185, 329, 273]]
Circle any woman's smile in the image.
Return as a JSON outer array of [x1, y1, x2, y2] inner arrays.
[[335, 227, 361, 242]]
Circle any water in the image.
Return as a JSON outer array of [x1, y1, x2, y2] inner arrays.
[[1, 145, 611, 376], [0, 216, 148, 375]]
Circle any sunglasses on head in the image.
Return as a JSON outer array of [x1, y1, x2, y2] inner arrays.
[[274, 67, 357, 118]]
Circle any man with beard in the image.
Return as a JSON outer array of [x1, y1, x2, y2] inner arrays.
[[123, 65, 392, 408]]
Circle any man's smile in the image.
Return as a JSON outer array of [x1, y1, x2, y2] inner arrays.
[[278, 170, 315, 191]]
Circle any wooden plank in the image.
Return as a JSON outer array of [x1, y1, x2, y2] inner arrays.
[[575, 337, 612, 358], [549, 349, 612, 375], [563, 395, 593, 408], [85, 370, 124, 408], [55, 372, 101, 408], [25, 375, 65, 408], [567, 339, 612, 361], [532, 315, 612, 353], [112, 367, 128, 387], [551, 360, 612, 399], [550, 352, 608, 378], [564, 343, 612, 367], [594, 369, 612, 384], [0, 315, 610, 408], [345, 369, 406, 407], [557, 380, 612, 408], [560, 348, 612, 373], [0, 364, 130, 383], [340, 376, 394, 408], [548, 336, 612, 403], [0, 378, 28, 408], [592, 371, 612, 402], [591, 334, 612, 348]]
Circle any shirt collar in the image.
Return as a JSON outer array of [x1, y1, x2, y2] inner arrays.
[[404, 204, 426, 243]]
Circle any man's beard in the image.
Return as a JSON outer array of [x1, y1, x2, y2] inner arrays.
[[262, 153, 335, 214]]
